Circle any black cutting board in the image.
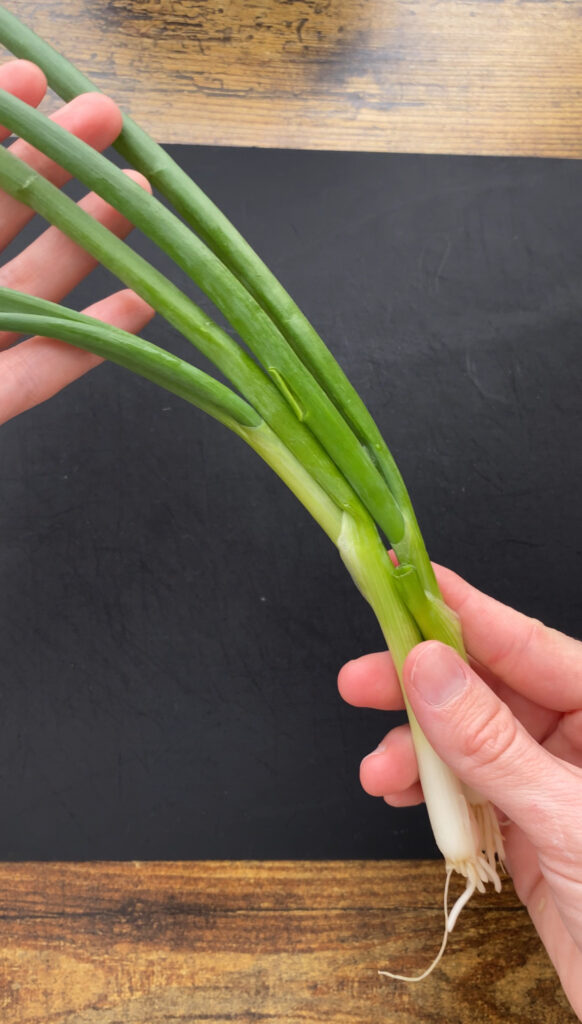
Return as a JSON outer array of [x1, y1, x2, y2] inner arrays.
[[1, 145, 581, 859]]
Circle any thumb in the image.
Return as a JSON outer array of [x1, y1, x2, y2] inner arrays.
[[403, 640, 577, 845]]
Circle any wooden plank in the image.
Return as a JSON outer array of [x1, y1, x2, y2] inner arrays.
[[1, 0, 582, 157], [0, 861, 574, 1022]]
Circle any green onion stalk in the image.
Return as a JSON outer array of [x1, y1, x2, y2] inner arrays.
[[0, 4, 504, 950]]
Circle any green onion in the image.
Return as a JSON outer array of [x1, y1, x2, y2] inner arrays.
[[0, 3, 505, 962]]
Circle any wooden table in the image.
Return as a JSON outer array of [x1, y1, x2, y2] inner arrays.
[[0, 862, 574, 1023], [6, 0, 582, 157], [1, 2, 581, 1021]]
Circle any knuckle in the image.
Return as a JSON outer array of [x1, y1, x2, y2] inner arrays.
[[459, 699, 520, 773], [491, 614, 545, 676]]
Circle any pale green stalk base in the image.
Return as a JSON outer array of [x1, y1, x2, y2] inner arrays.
[[238, 428, 505, 901], [336, 514, 505, 897]]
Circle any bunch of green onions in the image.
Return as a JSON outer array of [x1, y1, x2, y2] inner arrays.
[[0, 4, 504, 964]]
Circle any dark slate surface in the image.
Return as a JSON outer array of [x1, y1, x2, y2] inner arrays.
[[1, 146, 581, 859]]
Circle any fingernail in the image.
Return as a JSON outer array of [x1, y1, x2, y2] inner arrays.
[[410, 642, 469, 707], [362, 739, 387, 760]]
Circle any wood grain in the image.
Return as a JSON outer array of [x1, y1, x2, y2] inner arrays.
[[1, 0, 582, 157], [0, 860, 574, 1023]]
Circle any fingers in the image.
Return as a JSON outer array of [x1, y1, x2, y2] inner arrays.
[[338, 650, 404, 711], [382, 782, 424, 807], [403, 640, 582, 849], [0, 67, 154, 421], [359, 723, 418, 797], [340, 564, 582, 717], [0, 90, 123, 249], [340, 660, 424, 805], [544, 709, 582, 768], [0, 60, 47, 139], [0, 168, 151, 349], [0, 289, 154, 425], [434, 564, 582, 712]]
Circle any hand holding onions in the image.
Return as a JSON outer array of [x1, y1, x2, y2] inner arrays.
[[340, 564, 582, 1018]]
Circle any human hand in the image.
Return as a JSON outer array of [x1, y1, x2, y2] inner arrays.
[[338, 564, 582, 1019], [0, 59, 154, 424]]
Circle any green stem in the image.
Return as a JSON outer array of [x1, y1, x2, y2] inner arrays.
[[0, 154, 361, 517], [0, 3, 461, 640], [0, 306, 260, 430], [0, 88, 407, 551], [337, 516, 489, 883], [238, 421, 346, 545], [393, 564, 465, 652], [0, 2, 437, 597], [0, 303, 352, 545], [0, 5, 459, 656], [337, 515, 421, 676]]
